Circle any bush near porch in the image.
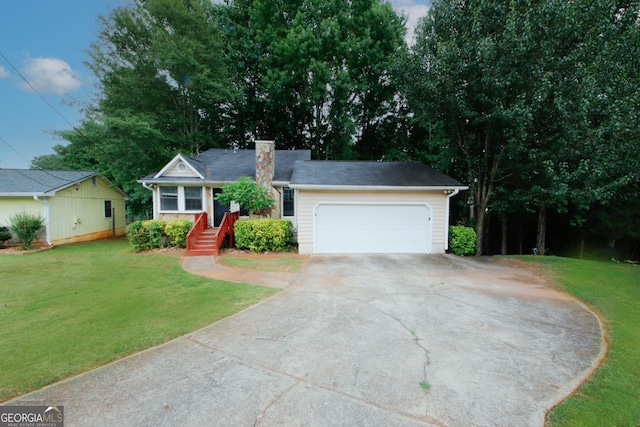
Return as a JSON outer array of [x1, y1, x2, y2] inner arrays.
[[234, 219, 294, 252], [126, 219, 193, 251]]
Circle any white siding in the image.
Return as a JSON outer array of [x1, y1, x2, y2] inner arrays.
[[163, 161, 199, 177], [297, 189, 448, 254]]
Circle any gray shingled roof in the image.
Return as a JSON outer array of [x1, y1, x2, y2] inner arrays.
[[143, 149, 312, 183], [0, 169, 97, 195], [290, 161, 464, 187]]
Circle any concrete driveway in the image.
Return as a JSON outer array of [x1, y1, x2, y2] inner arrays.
[[8, 255, 603, 426]]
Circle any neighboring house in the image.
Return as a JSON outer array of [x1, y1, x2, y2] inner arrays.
[[0, 169, 128, 245], [139, 141, 467, 255]]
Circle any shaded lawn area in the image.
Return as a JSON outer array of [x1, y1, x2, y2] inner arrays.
[[519, 257, 640, 427], [0, 238, 278, 402], [217, 252, 305, 272]]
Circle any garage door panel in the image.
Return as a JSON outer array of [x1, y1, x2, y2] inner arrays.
[[315, 203, 431, 254]]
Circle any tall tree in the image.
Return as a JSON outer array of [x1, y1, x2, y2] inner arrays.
[[223, 0, 408, 159], [404, 0, 543, 254], [47, 0, 235, 215], [404, 0, 640, 255]]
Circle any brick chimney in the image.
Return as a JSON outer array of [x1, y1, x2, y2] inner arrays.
[[255, 140, 274, 189], [255, 140, 277, 217]]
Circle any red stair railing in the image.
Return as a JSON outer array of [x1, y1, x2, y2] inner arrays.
[[215, 211, 239, 254], [186, 212, 208, 252]]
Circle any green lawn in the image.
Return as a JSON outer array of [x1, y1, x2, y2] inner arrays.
[[0, 238, 278, 402], [518, 257, 640, 427], [217, 253, 305, 272]]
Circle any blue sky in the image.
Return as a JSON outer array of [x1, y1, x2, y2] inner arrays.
[[0, 0, 430, 170]]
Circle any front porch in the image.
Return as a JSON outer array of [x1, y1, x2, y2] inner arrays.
[[186, 211, 239, 256]]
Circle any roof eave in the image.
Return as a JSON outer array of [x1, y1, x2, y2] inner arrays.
[[289, 184, 469, 191], [0, 192, 48, 197]]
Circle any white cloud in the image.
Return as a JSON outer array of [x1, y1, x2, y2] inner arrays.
[[19, 57, 82, 94], [391, 1, 430, 45], [0, 66, 9, 79]]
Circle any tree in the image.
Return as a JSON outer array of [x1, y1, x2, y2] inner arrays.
[[404, 0, 640, 255], [50, 0, 235, 216], [222, 0, 408, 159], [214, 177, 275, 216], [404, 0, 543, 254]]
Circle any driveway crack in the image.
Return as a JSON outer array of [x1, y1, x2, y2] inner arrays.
[[254, 382, 297, 426]]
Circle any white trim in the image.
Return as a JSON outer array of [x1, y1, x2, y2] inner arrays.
[[32, 195, 51, 245], [281, 186, 295, 218], [444, 189, 460, 251], [312, 201, 433, 254], [0, 192, 46, 197], [104, 200, 113, 218], [153, 154, 204, 179], [158, 185, 205, 214], [290, 184, 468, 191]]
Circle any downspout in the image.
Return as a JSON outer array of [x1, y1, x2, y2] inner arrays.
[[444, 189, 460, 251], [33, 195, 52, 245], [142, 183, 156, 219]]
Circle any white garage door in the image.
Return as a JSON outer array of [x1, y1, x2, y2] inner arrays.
[[314, 203, 431, 254]]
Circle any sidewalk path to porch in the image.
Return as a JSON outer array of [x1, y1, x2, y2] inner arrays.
[[181, 256, 300, 289]]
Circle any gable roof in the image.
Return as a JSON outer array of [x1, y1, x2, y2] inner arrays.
[[289, 161, 466, 189], [142, 148, 312, 184], [0, 169, 98, 196]]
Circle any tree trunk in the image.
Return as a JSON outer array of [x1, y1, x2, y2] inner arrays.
[[579, 229, 586, 259], [536, 205, 547, 256], [501, 217, 508, 255], [518, 224, 523, 255], [475, 206, 486, 255]]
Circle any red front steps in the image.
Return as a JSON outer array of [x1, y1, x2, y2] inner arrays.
[[187, 228, 219, 256]]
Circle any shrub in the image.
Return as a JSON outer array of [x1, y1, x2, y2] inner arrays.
[[165, 219, 193, 248], [126, 220, 166, 251], [0, 226, 12, 247], [9, 211, 45, 249], [449, 225, 476, 256], [215, 177, 275, 216], [234, 219, 294, 252]]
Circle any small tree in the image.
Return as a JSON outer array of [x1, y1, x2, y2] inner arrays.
[[9, 212, 45, 249], [215, 177, 275, 216]]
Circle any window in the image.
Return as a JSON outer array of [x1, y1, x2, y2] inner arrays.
[[159, 186, 203, 212], [282, 187, 295, 217], [160, 186, 178, 211], [91, 176, 97, 186], [104, 200, 112, 218], [184, 187, 202, 211]]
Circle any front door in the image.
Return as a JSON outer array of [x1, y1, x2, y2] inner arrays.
[[212, 188, 230, 227]]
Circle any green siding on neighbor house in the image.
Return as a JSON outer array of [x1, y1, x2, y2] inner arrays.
[[0, 198, 45, 228], [0, 176, 126, 245], [46, 177, 126, 243]]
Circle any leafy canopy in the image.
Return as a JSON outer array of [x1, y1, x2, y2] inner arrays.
[[214, 177, 275, 216]]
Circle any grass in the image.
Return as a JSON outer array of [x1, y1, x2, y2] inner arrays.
[[419, 380, 431, 392], [0, 238, 278, 402], [216, 253, 305, 272], [517, 256, 640, 427]]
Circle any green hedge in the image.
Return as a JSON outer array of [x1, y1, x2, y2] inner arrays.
[[449, 225, 476, 256], [126, 220, 166, 251], [165, 220, 193, 248], [234, 219, 294, 252]]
